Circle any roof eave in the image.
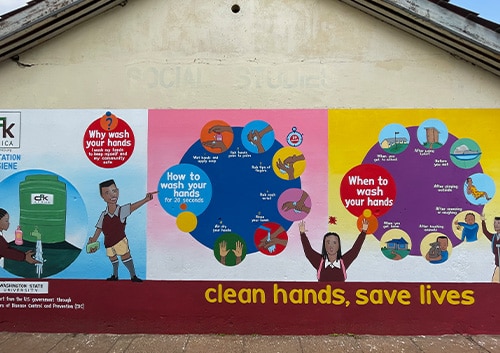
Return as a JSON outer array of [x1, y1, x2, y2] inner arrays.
[[0, 0, 127, 64], [0, 0, 498, 77], [339, 0, 500, 77]]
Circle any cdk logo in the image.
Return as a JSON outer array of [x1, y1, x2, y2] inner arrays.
[[0, 112, 21, 148]]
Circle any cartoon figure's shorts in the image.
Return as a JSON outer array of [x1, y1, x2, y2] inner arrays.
[[106, 237, 130, 257]]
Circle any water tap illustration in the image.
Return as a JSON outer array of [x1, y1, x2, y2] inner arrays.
[[31, 226, 45, 278], [259, 225, 276, 253]]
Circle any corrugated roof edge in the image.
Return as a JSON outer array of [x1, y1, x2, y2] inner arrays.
[[0, 1, 43, 20], [428, 0, 500, 33], [1, 0, 499, 31]]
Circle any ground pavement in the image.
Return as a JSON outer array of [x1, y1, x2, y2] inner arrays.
[[0, 332, 498, 353]]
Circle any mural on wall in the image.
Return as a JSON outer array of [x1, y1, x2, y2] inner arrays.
[[329, 110, 498, 283], [0, 110, 149, 280], [0, 109, 498, 282], [0, 109, 499, 335], [147, 109, 327, 279]]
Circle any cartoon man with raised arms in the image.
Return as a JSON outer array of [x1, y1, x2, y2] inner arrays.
[[88, 179, 155, 282]]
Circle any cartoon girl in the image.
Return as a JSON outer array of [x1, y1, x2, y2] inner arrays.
[[0, 208, 39, 264], [298, 219, 368, 281]]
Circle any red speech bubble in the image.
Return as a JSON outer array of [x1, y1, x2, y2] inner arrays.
[[83, 112, 135, 168]]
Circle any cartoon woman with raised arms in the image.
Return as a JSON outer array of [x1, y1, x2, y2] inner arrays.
[[298, 219, 368, 281]]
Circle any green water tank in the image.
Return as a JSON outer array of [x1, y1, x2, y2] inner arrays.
[[19, 174, 67, 243]]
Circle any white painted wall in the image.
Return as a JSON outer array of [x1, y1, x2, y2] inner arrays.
[[0, 0, 499, 108]]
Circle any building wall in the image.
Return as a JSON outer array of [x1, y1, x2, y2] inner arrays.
[[0, 0, 499, 335], [0, 0, 499, 108]]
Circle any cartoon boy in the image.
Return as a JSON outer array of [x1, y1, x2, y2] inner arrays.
[[88, 179, 154, 282], [481, 214, 500, 283], [425, 236, 449, 264], [454, 212, 479, 242], [466, 177, 491, 201]]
